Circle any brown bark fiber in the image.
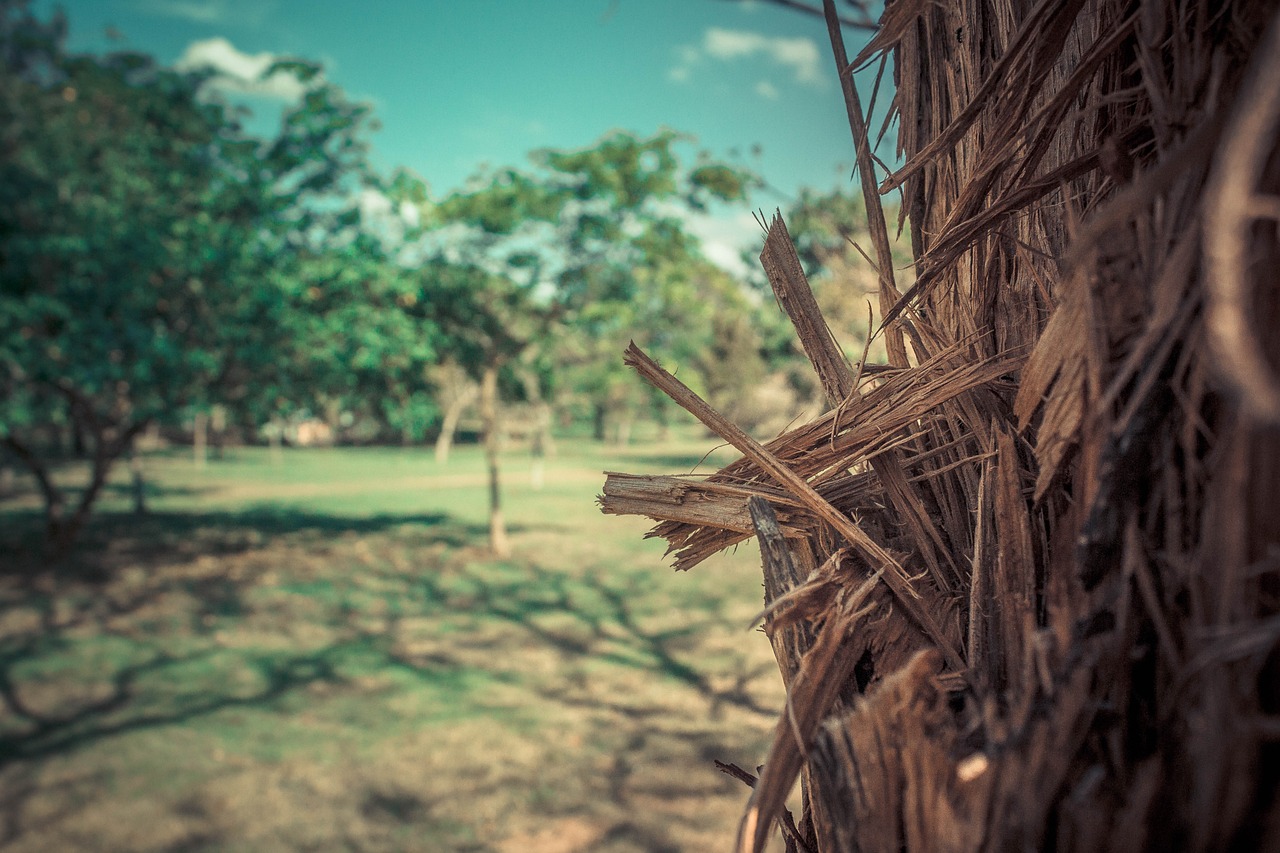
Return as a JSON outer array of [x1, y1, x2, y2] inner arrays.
[[601, 0, 1280, 849]]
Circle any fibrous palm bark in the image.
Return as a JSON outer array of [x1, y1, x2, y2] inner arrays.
[[603, 0, 1280, 849]]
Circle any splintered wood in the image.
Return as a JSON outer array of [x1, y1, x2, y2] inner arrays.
[[599, 0, 1280, 850]]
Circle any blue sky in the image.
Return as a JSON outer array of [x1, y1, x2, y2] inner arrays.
[[37, 0, 887, 269]]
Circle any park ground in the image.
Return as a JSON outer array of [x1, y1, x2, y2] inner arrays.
[[0, 437, 789, 852]]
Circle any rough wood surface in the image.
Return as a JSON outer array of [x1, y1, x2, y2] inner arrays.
[[601, 0, 1280, 849], [759, 213, 857, 403]]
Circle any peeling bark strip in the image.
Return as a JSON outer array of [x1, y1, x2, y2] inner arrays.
[[623, 342, 965, 673], [599, 473, 807, 536], [1204, 8, 1280, 424], [738, 565, 886, 853], [759, 213, 856, 403], [634, 349, 1017, 572], [749, 496, 817, 687], [821, 0, 908, 367]]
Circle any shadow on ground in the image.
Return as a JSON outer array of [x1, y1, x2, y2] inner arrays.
[[0, 505, 779, 851], [0, 507, 499, 579]]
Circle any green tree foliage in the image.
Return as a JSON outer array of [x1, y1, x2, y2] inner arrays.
[[0, 0, 806, 554], [0, 1, 405, 548], [420, 171, 564, 555], [270, 234, 438, 444], [425, 129, 763, 439], [416, 131, 763, 549], [530, 130, 762, 439]]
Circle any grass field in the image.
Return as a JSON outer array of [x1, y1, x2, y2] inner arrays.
[[0, 437, 788, 852]]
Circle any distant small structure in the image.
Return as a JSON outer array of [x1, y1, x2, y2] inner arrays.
[[287, 419, 334, 447]]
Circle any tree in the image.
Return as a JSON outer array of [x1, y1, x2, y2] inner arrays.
[[534, 130, 760, 440], [0, 2, 382, 550], [262, 233, 439, 445], [417, 257, 545, 558], [414, 131, 760, 548], [428, 360, 477, 464]]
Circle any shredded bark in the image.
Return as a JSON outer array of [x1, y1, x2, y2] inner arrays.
[[601, 0, 1280, 849]]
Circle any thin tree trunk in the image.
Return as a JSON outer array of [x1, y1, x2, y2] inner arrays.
[[614, 416, 632, 447], [400, 395, 414, 447], [210, 405, 226, 459], [593, 401, 607, 442], [130, 449, 146, 516], [435, 385, 477, 464], [480, 362, 510, 558], [70, 414, 86, 459], [3, 435, 65, 540], [267, 418, 283, 466], [0, 463, 13, 498], [521, 368, 553, 489], [193, 411, 208, 469]]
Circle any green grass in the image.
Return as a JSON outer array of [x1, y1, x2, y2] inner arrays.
[[0, 436, 786, 852]]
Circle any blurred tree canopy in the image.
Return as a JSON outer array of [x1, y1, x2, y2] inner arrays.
[[0, 0, 412, 547], [0, 0, 861, 553]]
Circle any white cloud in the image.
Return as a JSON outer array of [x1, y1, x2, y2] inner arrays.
[[134, 0, 226, 23], [133, 0, 272, 26], [677, 45, 702, 65], [755, 80, 779, 100], [667, 45, 702, 83], [678, 207, 762, 279], [704, 28, 823, 83], [175, 37, 315, 101], [670, 27, 824, 90]]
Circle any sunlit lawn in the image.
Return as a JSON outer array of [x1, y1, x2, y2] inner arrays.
[[0, 435, 787, 852]]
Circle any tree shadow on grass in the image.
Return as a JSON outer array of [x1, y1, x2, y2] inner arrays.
[[448, 560, 776, 719], [0, 646, 346, 764], [0, 506, 495, 581], [0, 504, 771, 849], [0, 763, 113, 849], [0, 506, 492, 768]]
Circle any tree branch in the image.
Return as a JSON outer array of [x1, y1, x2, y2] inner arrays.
[[1, 435, 64, 525]]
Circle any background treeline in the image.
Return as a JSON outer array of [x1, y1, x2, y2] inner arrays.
[[0, 1, 897, 549]]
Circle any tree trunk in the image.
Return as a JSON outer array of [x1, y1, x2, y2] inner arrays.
[[57, 420, 147, 553], [70, 413, 86, 459], [130, 449, 146, 516], [5, 419, 148, 554], [193, 410, 208, 469], [592, 401, 607, 442], [3, 435, 66, 541], [210, 405, 226, 459], [480, 362, 510, 558], [614, 415, 632, 447], [435, 385, 477, 464], [521, 368, 553, 489], [267, 418, 283, 466], [0, 463, 13, 498], [400, 395, 415, 447]]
